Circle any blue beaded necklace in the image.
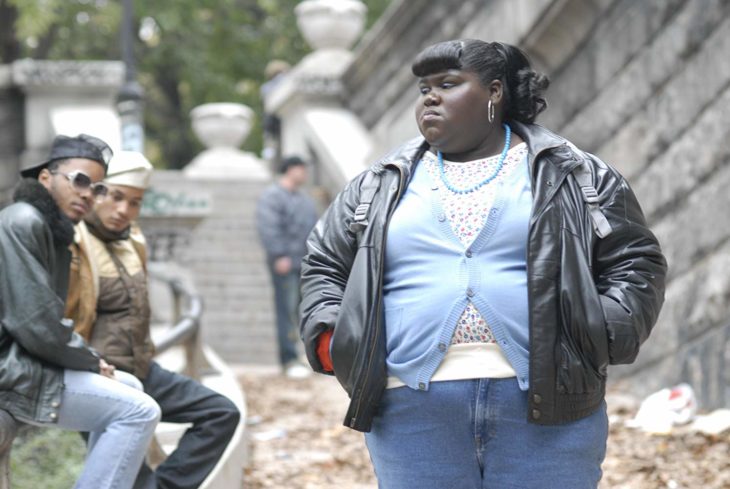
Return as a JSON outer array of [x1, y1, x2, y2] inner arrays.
[[437, 123, 511, 194]]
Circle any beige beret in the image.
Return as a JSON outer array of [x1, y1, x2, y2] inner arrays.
[[104, 151, 153, 189]]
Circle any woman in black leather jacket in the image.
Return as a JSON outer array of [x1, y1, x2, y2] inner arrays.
[[300, 39, 666, 488]]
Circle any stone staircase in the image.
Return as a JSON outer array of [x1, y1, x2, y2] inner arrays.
[[141, 171, 280, 367]]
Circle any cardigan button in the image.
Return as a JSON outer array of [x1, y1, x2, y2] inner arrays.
[[418, 382, 426, 391], [465, 250, 472, 258], [532, 409, 541, 420], [466, 288, 475, 297], [438, 343, 447, 352], [533, 394, 542, 404], [437, 214, 446, 222]]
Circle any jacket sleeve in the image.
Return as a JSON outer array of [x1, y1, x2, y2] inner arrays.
[[255, 187, 288, 260], [0, 213, 100, 372], [593, 176, 667, 365], [299, 176, 363, 373]]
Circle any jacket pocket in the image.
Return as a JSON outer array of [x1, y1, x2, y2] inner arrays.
[[556, 340, 604, 394], [557, 228, 609, 393]]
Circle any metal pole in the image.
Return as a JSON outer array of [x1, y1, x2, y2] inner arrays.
[[117, 0, 144, 152]]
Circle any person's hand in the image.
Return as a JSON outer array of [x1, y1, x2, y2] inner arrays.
[[274, 256, 292, 275], [99, 358, 116, 379], [317, 330, 334, 373]]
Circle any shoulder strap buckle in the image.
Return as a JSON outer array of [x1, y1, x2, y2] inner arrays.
[[580, 185, 599, 204], [348, 171, 381, 234], [571, 156, 613, 239]]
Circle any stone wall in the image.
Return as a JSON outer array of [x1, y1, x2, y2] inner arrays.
[[540, 0, 730, 409], [343, 0, 730, 409]]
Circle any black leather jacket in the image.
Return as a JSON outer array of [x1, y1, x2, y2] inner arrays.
[[0, 180, 101, 424], [300, 122, 667, 432]]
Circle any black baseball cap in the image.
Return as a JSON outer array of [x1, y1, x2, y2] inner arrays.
[[20, 134, 113, 178]]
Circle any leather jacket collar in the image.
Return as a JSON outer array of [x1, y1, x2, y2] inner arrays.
[[13, 178, 75, 246]]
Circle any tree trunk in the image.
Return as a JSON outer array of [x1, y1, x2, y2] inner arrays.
[[0, 1, 19, 63]]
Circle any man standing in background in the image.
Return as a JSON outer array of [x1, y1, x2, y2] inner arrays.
[[256, 156, 318, 379]]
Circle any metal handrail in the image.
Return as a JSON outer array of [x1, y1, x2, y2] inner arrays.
[[152, 277, 204, 354]]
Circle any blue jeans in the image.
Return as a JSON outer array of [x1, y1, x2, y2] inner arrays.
[[269, 268, 301, 366], [365, 378, 608, 489], [21, 369, 161, 489]]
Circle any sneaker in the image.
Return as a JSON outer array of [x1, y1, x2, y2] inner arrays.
[[285, 362, 311, 379]]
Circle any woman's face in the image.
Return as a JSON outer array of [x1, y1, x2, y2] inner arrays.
[[415, 69, 499, 159]]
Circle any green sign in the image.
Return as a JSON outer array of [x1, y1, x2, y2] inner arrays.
[[141, 187, 212, 217]]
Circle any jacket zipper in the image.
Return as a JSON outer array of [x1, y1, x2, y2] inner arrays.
[[349, 164, 406, 428], [525, 144, 576, 414]]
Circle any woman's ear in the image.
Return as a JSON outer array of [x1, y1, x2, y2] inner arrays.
[[489, 79, 504, 104]]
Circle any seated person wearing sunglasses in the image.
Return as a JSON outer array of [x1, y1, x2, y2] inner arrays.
[[0, 134, 161, 489]]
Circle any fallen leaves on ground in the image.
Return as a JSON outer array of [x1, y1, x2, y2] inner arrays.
[[239, 370, 376, 489], [600, 394, 730, 489], [238, 370, 729, 488]]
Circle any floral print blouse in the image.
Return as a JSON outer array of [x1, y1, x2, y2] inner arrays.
[[422, 143, 528, 345]]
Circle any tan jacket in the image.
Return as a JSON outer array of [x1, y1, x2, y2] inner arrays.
[[66, 221, 154, 378]]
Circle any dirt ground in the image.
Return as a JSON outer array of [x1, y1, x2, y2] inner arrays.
[[237, 369, 729, 489]]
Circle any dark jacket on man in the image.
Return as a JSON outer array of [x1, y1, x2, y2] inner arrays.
[[256, 183, 318, 271], [300, 122, 667, 432], [0, 179, 100, 424]]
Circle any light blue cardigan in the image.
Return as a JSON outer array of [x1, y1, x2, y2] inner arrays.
[[383, 155, 532, 391]]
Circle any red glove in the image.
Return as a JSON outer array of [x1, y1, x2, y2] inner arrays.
[[317, 329, 334, 372]]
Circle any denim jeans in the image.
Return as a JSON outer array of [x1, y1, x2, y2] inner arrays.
[[20, 369, 160, 489], [365, 378, 608, 489], [86, 370, 144, 453], [269, 267, 301, 366]]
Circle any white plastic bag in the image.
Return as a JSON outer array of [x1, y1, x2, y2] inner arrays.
[[626, 383, 697, 434]]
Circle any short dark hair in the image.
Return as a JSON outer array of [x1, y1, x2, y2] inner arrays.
[[278, 156, 306, 174], [411, 39, 550, 124]]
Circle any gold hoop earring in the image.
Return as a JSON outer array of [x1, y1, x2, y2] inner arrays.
[[488, 100, 495, 123]]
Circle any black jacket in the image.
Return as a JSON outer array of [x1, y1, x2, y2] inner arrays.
[[300, 122, 667, 432], [0, 180, 100, 424], [255, 182, 319, 270]]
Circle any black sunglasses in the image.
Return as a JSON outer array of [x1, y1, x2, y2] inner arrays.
[[51, 170, 108, 197]]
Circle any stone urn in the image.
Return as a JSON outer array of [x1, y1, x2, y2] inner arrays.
[[184, 103, 269, 180], [190, 103, 254, 149], [295, 0, 366, 51]]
